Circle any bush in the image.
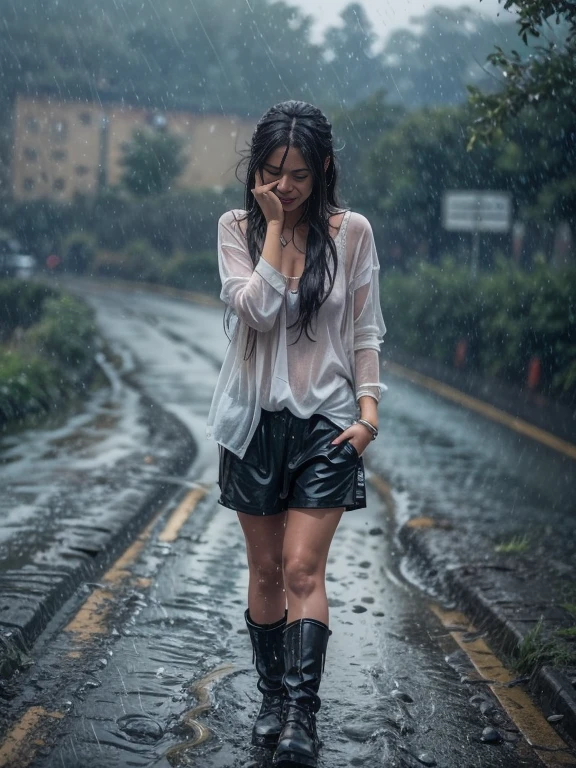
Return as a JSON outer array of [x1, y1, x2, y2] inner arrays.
[[61, 230, 97, 274], [93, 239, 164, 283], [159, 249, 220, 296], [382, 258, 576, 403], [25, 294, 97, 371], [0, 284, 98, 428], [0, 280, 59, 340]]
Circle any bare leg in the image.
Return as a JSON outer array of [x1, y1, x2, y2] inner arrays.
[[237, 510, 287, 625], [282, 507, 345, 625]]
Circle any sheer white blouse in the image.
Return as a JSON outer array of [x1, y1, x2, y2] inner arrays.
[[206, 208, 387, 459]]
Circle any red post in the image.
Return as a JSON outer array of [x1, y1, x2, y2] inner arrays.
[[454, 339, 468, 369], [527, 356, 541, 391]]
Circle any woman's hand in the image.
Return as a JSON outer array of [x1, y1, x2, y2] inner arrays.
[[331, 422, 373, 457], [252, 171, 285, 227]]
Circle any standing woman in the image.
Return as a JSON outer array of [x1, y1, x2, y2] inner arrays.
[[206, 100, 386, 767]]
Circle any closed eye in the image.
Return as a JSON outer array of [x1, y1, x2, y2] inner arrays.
[[264, 167, 309, 181]]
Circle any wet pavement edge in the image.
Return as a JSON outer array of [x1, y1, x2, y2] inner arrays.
[[396, 521, 576, 745], [0, 388, 196, 682]]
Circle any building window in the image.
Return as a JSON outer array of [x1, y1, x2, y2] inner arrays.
[[23, 147, 38, 161], [79, 111, 92, 126], [51, 120, 68, 141], [75, 165, 90, 177], [23, 177, 35, 191], [53, 178, 66, 192], [52, 149, 68, 162], [25, 117, 40, 134]]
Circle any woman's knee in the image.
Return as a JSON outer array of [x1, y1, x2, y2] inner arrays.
[[282, 555, 322, 599]]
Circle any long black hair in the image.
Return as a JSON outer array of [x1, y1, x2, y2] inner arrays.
[[225, 100, 343, 359]]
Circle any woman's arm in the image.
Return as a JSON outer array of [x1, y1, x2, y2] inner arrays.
[[218, 212, 287, 333], [352, 216, 387, 425]]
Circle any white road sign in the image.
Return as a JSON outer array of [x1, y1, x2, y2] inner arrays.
[[442, 191, 512, 233]]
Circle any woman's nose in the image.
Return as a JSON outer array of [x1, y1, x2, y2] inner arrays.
[[277, 175, 292, 193]]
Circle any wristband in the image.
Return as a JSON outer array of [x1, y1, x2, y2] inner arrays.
[[356, 418, 378, 440]]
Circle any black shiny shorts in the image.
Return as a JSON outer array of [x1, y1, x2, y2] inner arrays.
[[217, 407, 366, 516]]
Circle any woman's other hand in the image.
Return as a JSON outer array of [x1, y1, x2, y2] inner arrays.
[[252, 171, 285, 227], [330, 423, 373, 457]]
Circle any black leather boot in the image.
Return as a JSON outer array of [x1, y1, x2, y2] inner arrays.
[[245, 609, 287, 748], [272, 618, 332, 767]]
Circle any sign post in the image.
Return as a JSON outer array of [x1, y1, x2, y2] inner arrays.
[[442, 191, 512, 276]]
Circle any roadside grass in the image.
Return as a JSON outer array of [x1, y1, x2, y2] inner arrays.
[[494, 534, 530, 554], [555, 627, 576, 639], [560, 603, 576, 619], [513, 618, 576, 675]]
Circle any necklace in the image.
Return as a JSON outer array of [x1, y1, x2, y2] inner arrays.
[[280, 229, 306, 254]]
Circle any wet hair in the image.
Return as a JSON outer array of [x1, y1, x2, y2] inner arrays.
[[225, 100, 343, 358]]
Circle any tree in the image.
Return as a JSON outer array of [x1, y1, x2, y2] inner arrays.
[[119, 128, 187, 197], [379, 6, 525, 109], [468, 0, 575, 145], [330, 90, 405, 210], [361, 105, 509, 264], [321, 3, 385, 108]]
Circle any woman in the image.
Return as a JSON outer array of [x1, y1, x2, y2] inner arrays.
[[206, 100, 386, 767]]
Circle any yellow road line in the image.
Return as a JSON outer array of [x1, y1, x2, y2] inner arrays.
[[159, 487, 207, 542], [387, 361, 576, 462], [366, 473, 393, 506], [1, 487, 207, 767], [430, 605, 576, 767], [0, 707, 64, 768], [65, 488, 205, 641]]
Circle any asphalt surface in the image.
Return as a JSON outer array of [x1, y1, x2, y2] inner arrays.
[[0, 277, 575, 767]]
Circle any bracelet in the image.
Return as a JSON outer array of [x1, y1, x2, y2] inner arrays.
[[356, 418, 379, 440]]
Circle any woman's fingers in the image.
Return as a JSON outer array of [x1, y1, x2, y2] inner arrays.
[[331, 424, 372, 456], [251, 171, 284, 224], [253, 175, 280, 194]]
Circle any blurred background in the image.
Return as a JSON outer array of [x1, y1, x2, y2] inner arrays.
[[0, 0, 574, 423]]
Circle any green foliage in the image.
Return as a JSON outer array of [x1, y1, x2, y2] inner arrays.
[[0, 286, 98, 427], [0, 350, 64, 422], [511, 618, 572, 675], [1, 186, 242, 264], [0, 0, 539, 129], [468, 0, 575, 145], [159, 250, 220, 296], [60, 230, 97, 274], [119, 128, 188, 197], [340, 94, 575, 261], [93, 239, 164, 283], [93, 243, 221, 297], [25, 295, 96, 370], [494, 534, 530, 553], [383, 258, 480, 363], [382, 258, 576, 401], [0, 280, 59, 339], [379, 6, 526, 108]]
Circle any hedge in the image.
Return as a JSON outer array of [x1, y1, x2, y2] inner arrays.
[[0, 280, 98, 427], [382, 257, 576, 403]]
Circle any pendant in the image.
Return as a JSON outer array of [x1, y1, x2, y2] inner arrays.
[[280, 234, 288, 247]]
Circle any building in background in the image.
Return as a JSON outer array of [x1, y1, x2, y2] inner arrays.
[[10, 94, 254, 201]]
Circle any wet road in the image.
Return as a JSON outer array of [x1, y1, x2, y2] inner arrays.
[[1, 280, 574, 767]]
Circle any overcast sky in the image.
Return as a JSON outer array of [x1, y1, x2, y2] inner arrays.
[[288, 0, 516, 45]]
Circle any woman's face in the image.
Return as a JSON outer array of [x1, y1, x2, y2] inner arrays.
[[260, 145, 314, 213]]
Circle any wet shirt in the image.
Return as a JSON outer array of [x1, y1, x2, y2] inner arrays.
[[206, 208, 387, 459]]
